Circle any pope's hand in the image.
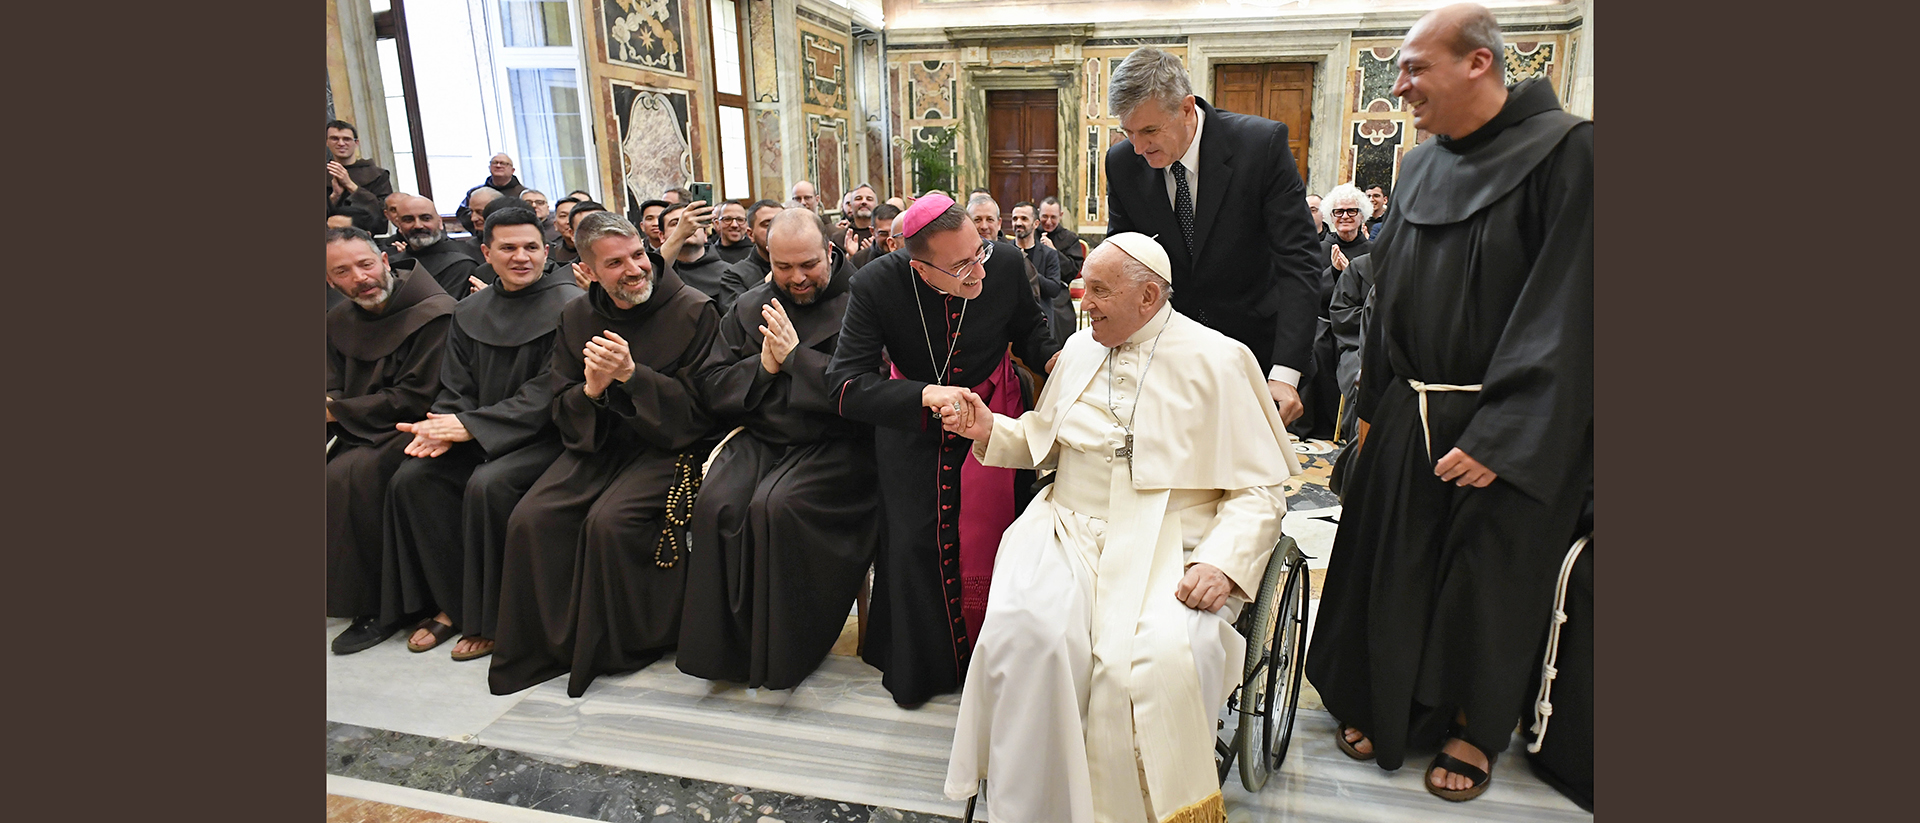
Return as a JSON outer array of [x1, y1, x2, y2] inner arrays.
[[940, 390, 993, 442], [1176, 563, 1234, 611]]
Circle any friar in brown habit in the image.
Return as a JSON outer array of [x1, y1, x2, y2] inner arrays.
[[325, 226, 456, 654], [487, 211, 722, 697], [677, 209, 881, 690]]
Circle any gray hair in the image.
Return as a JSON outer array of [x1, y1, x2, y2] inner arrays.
[[1109, 47, 1192, 118], [965, 193, 1000, 218], [1114, 254, 1173, 308], [574, 211, 640, 262]]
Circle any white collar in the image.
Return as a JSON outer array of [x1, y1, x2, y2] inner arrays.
[[1121, 302, 1175, 347], [1174, 106, 1206, 174]]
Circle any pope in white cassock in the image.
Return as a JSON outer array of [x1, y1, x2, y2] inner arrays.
[[937, 233, 1302, 823]]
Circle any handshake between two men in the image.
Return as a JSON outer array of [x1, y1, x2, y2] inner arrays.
[[921, 380, 1238, 613]]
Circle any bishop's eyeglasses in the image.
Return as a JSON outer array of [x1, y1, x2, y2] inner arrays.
[[911, 239, 995, 279]]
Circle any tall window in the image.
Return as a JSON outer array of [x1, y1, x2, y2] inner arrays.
[[494, 0, 592, 199], [499, 0, 572, 47], [508, 68, 591, 196], [709, 0, 752, 201]]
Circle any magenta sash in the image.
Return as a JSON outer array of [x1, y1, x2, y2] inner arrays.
[[890, 351, 1026, 644]]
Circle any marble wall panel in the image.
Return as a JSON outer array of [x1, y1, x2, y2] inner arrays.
[[755, 108, 784, 198], [749, 0, 778, 102], [1354, 45, 1400, 113], [809, 114, 849, 207], [906, 60, 955, 120], [1504, 41, 1557, 88], [1349, 119, 1405, 193], [801, 27, 848, 111], [611, 80, 694, 220], [602, 0, 689, 76]]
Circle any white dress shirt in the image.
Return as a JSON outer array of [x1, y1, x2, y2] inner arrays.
[[1159, 106, 1299, 388]]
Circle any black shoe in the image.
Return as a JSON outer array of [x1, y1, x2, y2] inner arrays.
[[331, 616, 398, 655]]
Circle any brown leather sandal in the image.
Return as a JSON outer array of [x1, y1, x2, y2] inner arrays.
[[1334, 722, 1376, 761], [450, 637, 494, 662], [406, 619, 458, 653]]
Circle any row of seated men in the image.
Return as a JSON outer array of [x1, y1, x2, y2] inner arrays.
[[325, 201, 961, 698]]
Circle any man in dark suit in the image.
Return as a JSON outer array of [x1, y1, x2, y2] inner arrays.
[[1103, 47, 1323, 423]]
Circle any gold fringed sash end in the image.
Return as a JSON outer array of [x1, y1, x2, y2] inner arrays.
[[1159, 791, 1225, 823]]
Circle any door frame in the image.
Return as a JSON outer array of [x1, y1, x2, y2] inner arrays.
[[958, 66, 1081, 219], [1186, 31, 1345, 195]]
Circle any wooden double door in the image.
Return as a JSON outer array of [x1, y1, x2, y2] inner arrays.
[[986, 89, 1058, 211], [1212, 62, 1314, 185]]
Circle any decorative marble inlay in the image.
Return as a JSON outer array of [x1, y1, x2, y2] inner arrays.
[[1085, 124, 1099, 219], [803, 29, 848, 110], [809, 115, 848, 207], [602, 0, 687, 76], [1505, 41, 1555, 87], [907, 60, 955, 119], [749, 0, 778, 102], [1350, 119, 1404, 195], [612, 81, 693, 214], [1082, 57, 1103, 119], [755, 108, 784, 182], [1356, 45, 1400, 112]]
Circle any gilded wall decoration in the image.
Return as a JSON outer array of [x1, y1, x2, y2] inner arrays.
[[802, 29, 847, 110], [749, 0, 778, 102], [907, 60, 955, 119], [611, 81, 693, 219], [602, 0, 687, 76]]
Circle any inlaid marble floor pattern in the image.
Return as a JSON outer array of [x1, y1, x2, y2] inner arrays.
[[329, 455, 1592, 822]]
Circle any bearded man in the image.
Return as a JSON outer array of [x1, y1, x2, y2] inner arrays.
[[326, 227, 457, 654], [679, 209, 880, 689], [487, 211, 721, 697]]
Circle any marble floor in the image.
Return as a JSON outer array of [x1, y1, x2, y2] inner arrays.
[[328, 443, 1592, 822]]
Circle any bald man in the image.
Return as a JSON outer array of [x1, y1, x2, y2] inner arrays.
[[390, 195, 486, 299], [456, 153, 527, 230], [680, 209, 880, 690], [789, 180, 820, 213], [1307, 2, 1593, 803]]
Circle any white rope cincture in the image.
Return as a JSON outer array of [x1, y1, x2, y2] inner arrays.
[[1406, 379, 1482, 461], [1527, 533, 1591, 753]]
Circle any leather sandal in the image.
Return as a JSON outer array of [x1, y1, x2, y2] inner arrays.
[[450, 637, 494, 662], [406, 619, 458, 653], [1425, 747, 1495, 802], [1334, 722, 1376, 761]]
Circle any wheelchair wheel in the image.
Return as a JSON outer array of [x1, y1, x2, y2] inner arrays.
[[1262, 554, 1309, 775], [1231, 535, 1294, 791]]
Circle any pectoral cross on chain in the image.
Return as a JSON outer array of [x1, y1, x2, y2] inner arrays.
[[1115, 432, 1134, 463]]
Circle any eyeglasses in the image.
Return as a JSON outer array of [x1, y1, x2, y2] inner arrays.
[[1330, 208, 1363, 217], [912, 239, 994, 279], [716, 216, 747, 224]]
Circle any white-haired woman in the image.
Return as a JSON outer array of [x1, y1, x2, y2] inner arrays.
[[1294, 182, 1375, 440]]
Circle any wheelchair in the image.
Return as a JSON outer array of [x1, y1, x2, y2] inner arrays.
[[961, 533, 1311, 821], [1217, 533, 1313, 791]]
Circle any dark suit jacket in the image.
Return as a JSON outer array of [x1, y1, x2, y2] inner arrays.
[[1104, 97, 1322, 376]]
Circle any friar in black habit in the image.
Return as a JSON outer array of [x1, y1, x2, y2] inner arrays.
[[1305, 3, 1594, 803], [678, 209, 880, 690], [378, 206, 583, 661], [325, 227, 456, 654], [487, 211, 721, 698]]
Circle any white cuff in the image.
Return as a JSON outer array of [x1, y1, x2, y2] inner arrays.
[[1267, 366, 1302, 387]]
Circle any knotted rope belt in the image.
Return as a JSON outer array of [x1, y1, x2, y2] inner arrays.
[[1407, 379, 1482, 461]]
